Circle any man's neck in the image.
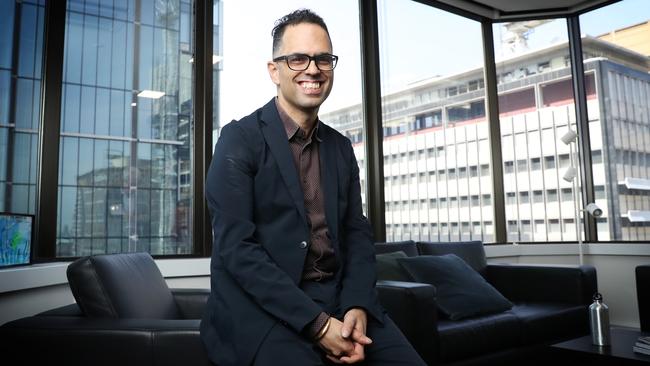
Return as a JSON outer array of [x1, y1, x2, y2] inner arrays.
[[276, 97, 318, 133]]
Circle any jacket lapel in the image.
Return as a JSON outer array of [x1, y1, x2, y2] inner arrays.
[[259, 100, 308, 227], [318, 125, 339, 243]]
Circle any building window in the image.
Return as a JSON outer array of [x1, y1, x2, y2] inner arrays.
[[544, 156, 556, 169]]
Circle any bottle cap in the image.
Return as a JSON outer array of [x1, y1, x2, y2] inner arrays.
[[593, 293, 603, 302]]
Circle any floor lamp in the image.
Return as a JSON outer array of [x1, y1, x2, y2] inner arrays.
[[560, 129, 602, 266]]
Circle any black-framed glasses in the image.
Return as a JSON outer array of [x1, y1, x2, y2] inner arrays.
[[273, 53, 339, 71]]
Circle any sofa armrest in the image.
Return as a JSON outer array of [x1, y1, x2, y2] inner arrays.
[[487, 263, 597, 305], [376, 280, 437, 364], [0, 316, 211, 366], [171, 288, 210, 319]]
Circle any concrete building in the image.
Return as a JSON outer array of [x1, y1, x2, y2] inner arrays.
[[322, 33, 650, 243]]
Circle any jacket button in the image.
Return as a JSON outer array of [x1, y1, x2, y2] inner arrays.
[[299, 241, 308, 249]]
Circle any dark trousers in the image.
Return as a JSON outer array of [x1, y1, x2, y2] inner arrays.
[[252, 280, 426, 366]]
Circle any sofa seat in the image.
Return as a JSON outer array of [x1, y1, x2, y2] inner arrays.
[[510, 302, 588, 344], [437, 311, 522, 362]]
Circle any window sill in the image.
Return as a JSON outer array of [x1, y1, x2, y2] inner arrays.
[[486, 242, 650, 258], [0, 257, 210, 294]]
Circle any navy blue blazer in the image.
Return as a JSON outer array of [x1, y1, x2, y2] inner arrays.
[[200, 99, 383, 366]]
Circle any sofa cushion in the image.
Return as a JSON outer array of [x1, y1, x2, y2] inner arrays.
[[376, 251, 412, 281], [437, 311, 522, 362], [510, 303, 589, 344], [416, 241, 487, 276], [67, 252, 180, 319], [398, 254, 512, 320], [374, 241, 419, 257]]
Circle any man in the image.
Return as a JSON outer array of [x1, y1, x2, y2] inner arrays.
[[201, 9, 425, 366]]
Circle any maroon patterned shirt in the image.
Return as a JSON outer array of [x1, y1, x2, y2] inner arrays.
[[275, 100, 338, 282], [275, 100, 337, 338]]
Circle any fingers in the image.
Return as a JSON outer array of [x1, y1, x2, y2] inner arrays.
[[351, 328, 372, 345], [326, 354, 345, 364], [337, 342, 365, 364], [341, 316, 356, 338]]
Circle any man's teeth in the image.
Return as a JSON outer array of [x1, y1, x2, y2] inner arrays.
[[301, 82, 320, 89]]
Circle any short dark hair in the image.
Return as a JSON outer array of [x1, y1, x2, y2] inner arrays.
[[271, 9, 330, 56]]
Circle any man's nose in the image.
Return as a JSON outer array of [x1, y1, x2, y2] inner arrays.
[[304, 59, 321, 74]]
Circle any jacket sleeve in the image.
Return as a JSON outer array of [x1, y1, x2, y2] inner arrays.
[[206, 122, 322, 333], [338, 140, 384, 323]]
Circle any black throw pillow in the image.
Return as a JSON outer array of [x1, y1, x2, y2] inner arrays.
[[375, 251, 412, 282], [398, 254, 512, 320]]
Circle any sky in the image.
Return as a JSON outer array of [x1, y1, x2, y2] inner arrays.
[[217, 0, 648, 127]]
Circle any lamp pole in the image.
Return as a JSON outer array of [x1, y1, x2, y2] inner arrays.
[[570, 142, 584, 265]]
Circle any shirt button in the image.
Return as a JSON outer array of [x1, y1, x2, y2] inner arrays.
[[299, 241, 308, 249]]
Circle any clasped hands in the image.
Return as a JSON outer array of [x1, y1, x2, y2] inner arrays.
[[317, 308, 372, 364]]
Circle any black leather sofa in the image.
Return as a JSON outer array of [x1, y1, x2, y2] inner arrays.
[[0, 253, 211, 366], [374, 241, 598, 366]]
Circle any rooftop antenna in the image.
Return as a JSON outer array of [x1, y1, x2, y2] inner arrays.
[[501, 20, 553, 56]]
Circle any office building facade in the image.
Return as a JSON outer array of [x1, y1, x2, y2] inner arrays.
[[322, 33, 650, 243]]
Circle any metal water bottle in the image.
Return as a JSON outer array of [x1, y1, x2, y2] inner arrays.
[[589, 293, 610, 346]]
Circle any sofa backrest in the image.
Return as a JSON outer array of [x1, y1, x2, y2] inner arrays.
[[67, 252, 180, 319], [416, 241, 487, 276], [374, 241, 419, 257]]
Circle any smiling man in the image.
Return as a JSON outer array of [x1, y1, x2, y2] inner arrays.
[[200, 9, 425, 366]]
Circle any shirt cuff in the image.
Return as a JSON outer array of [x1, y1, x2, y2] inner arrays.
[[306, 312, 330, 339]]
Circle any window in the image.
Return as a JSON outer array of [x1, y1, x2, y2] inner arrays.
[[517, 159, 528, 172], [544, 156, 556, 169], [558, 154, 571, 168], [0, 0, 45, 216], [531, 157, 541, 171], [495, 18, 581, 243], [561, 188, 573, 202], [504, 161, 514, 174], [482, 194, 492, 206], [581, 0, 650, 240], [57, 0, 196, 256], [378, 0, 491, 242]]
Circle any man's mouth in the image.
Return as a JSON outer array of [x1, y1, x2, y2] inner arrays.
[[299, 81, 322, 92]]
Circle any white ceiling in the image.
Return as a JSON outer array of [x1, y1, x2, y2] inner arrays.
[[434, 0, 620, 20]]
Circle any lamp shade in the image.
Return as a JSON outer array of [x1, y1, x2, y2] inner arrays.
[[563, 166, 577, 182], [560, 129, 577, 145]]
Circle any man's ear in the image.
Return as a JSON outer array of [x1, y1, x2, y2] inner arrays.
[[267, 61, 280, 86]]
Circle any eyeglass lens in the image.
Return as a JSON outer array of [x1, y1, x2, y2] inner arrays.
[[287, 55, 336, 71]]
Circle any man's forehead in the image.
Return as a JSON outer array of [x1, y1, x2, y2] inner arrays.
[[279, 23, 332, 52]]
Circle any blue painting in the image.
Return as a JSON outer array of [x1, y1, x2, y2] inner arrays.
[[0, 214, 32, 267]]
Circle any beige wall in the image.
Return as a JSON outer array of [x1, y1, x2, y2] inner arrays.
[[598, 20, 650, 57]]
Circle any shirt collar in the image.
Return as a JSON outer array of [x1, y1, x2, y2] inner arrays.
[[275, 98, 322, 142]]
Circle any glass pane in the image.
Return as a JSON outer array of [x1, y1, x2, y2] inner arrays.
[[57, 0, 195, 256], [0, 0, 45, 216], [216, 2, 367, 209], [377, 0, 491, 243], [493, 19, 581, 243], [580, 0, 650, 241]]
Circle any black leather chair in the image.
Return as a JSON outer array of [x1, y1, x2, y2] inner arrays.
[[0, 252, 211, 366], [636, 264, 650, 332]]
